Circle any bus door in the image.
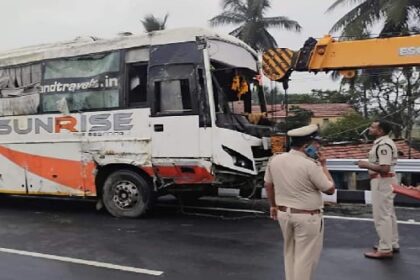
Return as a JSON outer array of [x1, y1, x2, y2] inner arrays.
[[149, 42, 207, 158]]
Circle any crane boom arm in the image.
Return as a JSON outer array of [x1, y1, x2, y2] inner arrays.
[[263, 34, 420, 82]]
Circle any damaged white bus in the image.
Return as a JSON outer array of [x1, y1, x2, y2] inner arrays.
[[0, 28, 272, 217]]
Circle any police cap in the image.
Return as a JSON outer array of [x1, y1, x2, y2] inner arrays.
[[287, 124, 319, 137]]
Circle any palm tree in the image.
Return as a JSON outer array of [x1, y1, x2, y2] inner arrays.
[[141, 14, 169, 32], [209, 0, 301, 51], [328, 0, 420, 138], [327, 0, 420, 38]]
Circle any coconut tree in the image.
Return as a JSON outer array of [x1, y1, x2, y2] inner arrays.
[[209, 0, 301, 51], [141, 14, 169, 32], [327, 0, 420, 38]]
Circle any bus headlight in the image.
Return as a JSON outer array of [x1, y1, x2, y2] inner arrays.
[[222, 145, 254, 171]]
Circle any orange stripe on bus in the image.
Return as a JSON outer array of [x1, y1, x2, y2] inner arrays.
[[0, 146, 96, 194], [153, 165, 214, 184]]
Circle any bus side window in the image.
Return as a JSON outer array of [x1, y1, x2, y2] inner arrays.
[[155, 79, 192, 114], [128, 64, 148, 106]]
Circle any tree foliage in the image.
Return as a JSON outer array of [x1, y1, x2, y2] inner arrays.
[[141, 14, 169, 32], [275, 106, 314, 132], [327, 0, 420, 139], [309, 89, 354, 103], [327, 0, 420, 38], [354, 69, 420, 138], [321, 112, 370, 142], [209, 0, 301, 50], [263, 88, 353, 104]]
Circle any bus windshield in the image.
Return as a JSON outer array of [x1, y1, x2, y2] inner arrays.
[[208, 40, 264, 116]]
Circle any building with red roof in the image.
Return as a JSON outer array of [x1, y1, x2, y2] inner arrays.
[[263, 103, 355, 128], [322, 139, 420, 160]]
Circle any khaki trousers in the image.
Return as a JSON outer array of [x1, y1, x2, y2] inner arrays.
[[371, 177, 399, 252], [277, 210, 324, 280]]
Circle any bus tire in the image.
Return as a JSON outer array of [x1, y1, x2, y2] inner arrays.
[[102, 170, 152, 218]]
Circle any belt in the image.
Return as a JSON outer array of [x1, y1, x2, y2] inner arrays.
[[369, 173, 395, 179], [277, 205, 320, 215]]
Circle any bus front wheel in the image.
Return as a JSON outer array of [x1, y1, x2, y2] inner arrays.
[[102, 170, 152, 218]]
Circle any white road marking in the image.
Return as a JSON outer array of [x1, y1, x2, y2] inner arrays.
[[0, 247, 164, 276], [324, 215, 420, 225]]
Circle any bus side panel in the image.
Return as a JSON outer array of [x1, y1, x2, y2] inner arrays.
[[0, 145, 27, 194], [0, 109, 151, 197], [0, 143, 95, 196]]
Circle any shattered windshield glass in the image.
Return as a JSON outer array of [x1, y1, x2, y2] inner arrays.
[[211, 62, 262, 115], [207, 39, 263, 115]]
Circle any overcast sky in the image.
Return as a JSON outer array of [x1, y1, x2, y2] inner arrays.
[[0, 0, 351, 93]]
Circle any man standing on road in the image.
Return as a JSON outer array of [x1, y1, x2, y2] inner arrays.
[[264, 124, 335, 280], [358, 120, 400, 259]]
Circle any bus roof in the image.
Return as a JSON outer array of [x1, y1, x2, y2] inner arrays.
[[0, 27, 257, 67]]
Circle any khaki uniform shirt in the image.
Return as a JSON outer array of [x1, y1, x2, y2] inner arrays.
[[368, 135, 398, 174], [264, 150, 333, 210]]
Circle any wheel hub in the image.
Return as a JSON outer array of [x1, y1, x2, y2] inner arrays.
[[113, 181, 140, 209]]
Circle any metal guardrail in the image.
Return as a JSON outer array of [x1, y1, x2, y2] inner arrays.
[[327, 159, 420, 173]]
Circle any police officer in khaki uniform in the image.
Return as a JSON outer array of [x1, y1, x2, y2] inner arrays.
[[264, 124, 335, 280], [358, 120, 400, 259]]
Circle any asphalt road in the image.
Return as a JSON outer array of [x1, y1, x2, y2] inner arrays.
[[0, 195, 418, 280]]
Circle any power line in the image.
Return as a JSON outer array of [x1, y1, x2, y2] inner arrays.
[[323, 104, 413, 140]]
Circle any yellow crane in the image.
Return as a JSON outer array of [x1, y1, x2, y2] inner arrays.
[[262, 34, 420, 86]]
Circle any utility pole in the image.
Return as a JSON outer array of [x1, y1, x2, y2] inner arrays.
[[405, 69, 414, 159]]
